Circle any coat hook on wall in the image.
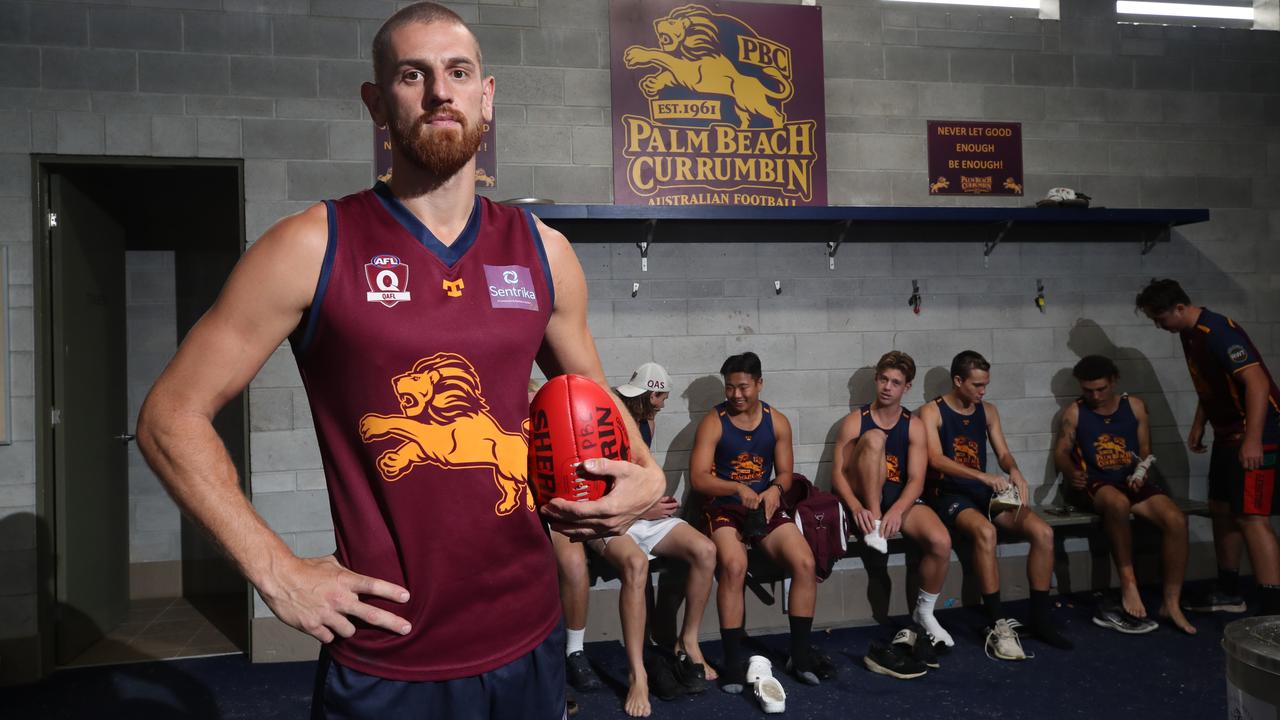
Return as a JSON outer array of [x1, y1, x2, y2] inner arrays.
[[908, 280, 922, 315], [1035, 279, 1046, 313], [637, 219, 656, 272]]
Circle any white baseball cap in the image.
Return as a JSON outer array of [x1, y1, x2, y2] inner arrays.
[[617, 362, 672, 398]]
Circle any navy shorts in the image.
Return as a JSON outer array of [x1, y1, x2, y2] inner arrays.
[[311, 621, 567, 720], [1209, 442, 1279, 517], [878, 480, 924, 513], [929, 488, 994, 530]]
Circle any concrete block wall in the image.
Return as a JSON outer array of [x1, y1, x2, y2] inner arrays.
[[0, 0, 1276, 671]]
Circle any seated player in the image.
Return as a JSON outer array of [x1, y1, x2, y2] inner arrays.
[[533, 378, 602, 698], [590, 362, 717, 716], [830, 351, 954, 648], [919, 351, 1071, 661], [1053, 355, 1196, 635], [690, 352, 832, 692]]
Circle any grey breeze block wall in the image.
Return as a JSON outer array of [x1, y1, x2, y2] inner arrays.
[[0, 0, 1277, 667]]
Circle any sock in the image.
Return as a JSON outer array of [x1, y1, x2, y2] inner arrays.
[[566, 627, 586, 656], [1261, 585, 1280, 615], [1219, 567, 1241, 596], [719, 627, 747, 691], [788, 615, 814, 666], [913, 589, 954, 647], [982, 591, 1004, 624], [1029, 589, 1074, 649]]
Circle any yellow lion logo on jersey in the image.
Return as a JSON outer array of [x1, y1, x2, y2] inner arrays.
[[953, 437, 981, 470], [358, 352, 532, 516], [886, 453, 902, 483], [730, 452, 766, 481], [622, 5, 792, 128], [1092, 433, 1130, 470]]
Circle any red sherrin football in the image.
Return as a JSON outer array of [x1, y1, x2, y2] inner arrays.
[[529, 374, 631, 504]]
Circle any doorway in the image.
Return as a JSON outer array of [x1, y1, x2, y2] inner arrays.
[[34, 158, 249, 670]]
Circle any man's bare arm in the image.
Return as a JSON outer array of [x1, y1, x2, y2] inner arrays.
[[137, 205, 410, 643], [530, 217, 663, 537], [1131, 395, 1153, 459], [919, 401, 999, 485], [1053, 403, 1085, 490], [689, 411, 734, 497]]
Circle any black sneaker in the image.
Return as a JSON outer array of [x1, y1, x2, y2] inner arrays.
[[892, 626, 939, 669], [809, 646, 838, 680], [644, 652, 682, 701], [1092, 602, 1158, 635], [1181, 589, 1247, 613], [863, 641, 928, 680], [565, 651, 602, 691], [673, 651, 708, 695]]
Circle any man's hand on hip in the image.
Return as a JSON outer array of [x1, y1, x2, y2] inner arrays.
[[261, 554, 411, 644]]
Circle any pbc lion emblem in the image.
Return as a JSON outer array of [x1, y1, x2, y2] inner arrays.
[[730, 452, 766, 482], [885, 453, 902, 484], [358, 352, 533, 516], [614, 2, 822, 205], [624, 5, 792, 129], [1092, 433, 1130, 470], [952, 437, 981, 470]]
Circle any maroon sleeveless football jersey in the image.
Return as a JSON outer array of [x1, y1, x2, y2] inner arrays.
[[289, 182, 559, 681]]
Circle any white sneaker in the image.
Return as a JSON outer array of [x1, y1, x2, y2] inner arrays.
[[984, 618, 1028, 661], [989, 484, 1021, 515], [746, 655, 786, 714], [864, 518, 888, 554], [913, 608, 955, 648]]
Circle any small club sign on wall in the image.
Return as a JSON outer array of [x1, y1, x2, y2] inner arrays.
[[926, 121, 1023, 196]]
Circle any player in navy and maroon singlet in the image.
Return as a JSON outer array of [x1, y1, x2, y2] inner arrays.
[[136, 4, 664, 718], [830, 351, 954, 648], [918, 351, 1070, 660], [690, 352, 832, 692], [1138, 278, 1280, 616], [1053, 355, 1195, 635]]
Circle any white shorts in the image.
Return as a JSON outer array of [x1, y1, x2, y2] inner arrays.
[[595, 517, 685, 560]]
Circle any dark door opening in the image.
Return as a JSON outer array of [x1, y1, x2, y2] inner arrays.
[[38, 159, 249, 668]]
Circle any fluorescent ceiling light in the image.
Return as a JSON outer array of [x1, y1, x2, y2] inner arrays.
[[1116, 0, 1253, 19], [882, 0, 1040, 9]]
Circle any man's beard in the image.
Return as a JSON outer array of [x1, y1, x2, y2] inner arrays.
[[389, 108, 484, 180]]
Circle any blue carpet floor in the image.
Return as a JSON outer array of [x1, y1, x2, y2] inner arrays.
[[2, 586, 1240, 719]]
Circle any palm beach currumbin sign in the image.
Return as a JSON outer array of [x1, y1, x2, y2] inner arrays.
[[610, 0, 826, 206]]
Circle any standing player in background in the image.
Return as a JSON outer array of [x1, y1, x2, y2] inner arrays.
[[830, 351, 954, 647], [593, 362, 717, 716], [690, 352, 832, 692], [138, 5, 663, 718], [919, 351, 1071, 661], [1137, 279, 1280, 616], [1053, 355, 1196, 634]]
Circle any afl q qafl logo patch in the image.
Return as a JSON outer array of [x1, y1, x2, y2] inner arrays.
[[1228, 345, 1248, 364], [366, 254, 411, 308]]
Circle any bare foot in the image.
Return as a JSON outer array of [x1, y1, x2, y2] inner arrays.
[[1158, 603, 1198, 635], [1121, 584, 1148, 618], [680, 642, 717, 681], [625, 673, 651, 718]]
